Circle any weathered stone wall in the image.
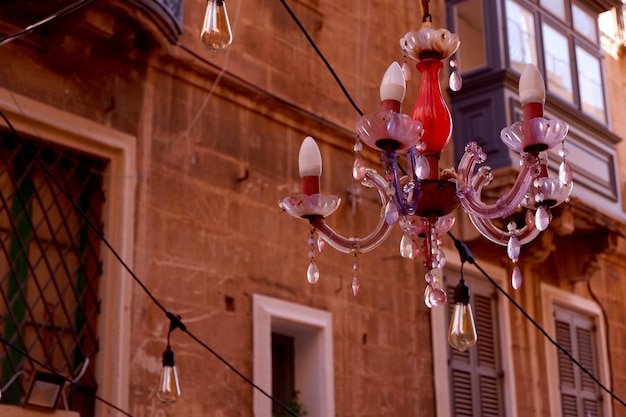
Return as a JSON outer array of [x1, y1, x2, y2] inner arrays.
[[2, 1, 626, 417]]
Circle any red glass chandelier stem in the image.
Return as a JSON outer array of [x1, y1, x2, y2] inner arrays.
[[410, 58, 453, 179]]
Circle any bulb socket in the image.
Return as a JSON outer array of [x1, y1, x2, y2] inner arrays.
[[162, 347, 176, 367], [453, 280, 470, 304]]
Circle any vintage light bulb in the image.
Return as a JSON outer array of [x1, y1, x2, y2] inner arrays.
[[200, 0, 233, 51], [157, 347, 181, 404], [448, 279, 477, 351]]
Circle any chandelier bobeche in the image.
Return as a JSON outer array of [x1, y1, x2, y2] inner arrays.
[[279, 7, 572, 309]]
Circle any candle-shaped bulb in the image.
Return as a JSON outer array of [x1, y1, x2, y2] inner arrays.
[[298, 136, 322, 195], [519, 64, 545, 106], [380, 62, 406, 102], [380, 62, 406, 113]]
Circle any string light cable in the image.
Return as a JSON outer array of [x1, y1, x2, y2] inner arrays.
[[0, 110, 302, 416], [0, 0, 96, 46], [278, 0, 364, 116], [448, 231, 626, 408]]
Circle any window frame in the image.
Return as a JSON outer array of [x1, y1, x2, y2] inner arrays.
[[503, 0, 608, 124], [0, 88, 136, 417], [252, 294, 334, 417], [431, 257, 518, 417], [540, 283, 613, 417]]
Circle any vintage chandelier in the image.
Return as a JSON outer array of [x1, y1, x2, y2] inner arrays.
[[279, 1, 572, 316]]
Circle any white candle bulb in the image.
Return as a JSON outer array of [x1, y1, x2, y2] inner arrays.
[[379, 61, 406, 103], [519, 64, 545, 105], [298, 136, 322, 177]]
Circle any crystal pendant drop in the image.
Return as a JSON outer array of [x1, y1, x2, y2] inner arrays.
[[424, 285, 433, 308], [415, 155, 430, 179], [429, 287, 447, 307], [535, 206, 550, 231], [352, 274, 360, 296], [384, 201, 399, 225], [559, 160, 573, 185], [352, 156, 367, 180], [507, 235, 520, 261], [512, 266, 522, 290], [400, 234, 414, 259], [409, 244, 420, 260], [307, 261, 320, 284], [449, 71, 462, 92]]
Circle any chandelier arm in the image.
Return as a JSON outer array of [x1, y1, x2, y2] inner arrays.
[[310, 168, 395, 254], [456, 142, 540, 219], [467, 213, 541, 246]]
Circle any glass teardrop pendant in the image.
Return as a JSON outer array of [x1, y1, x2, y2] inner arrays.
[[429, 287, 447, 307], [449, 70, 462, 92], [507, 235, 520, 261], [415, 155, 430, 179], [384, 201, 399, 225], [307, 261, 320, 284], [352, 275, 360, 296], [353, 155, 367, 180], [400, 234, 414, 259], [512, 267, 522, 290], [559, 160, 573, 185], [535, 206, 550, 231], [424, 285, 433, 308]]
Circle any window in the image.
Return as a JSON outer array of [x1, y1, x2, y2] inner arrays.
[[452, 0, 487, 73], [431, 264, 517, 417], [504, 0, 607, 123], [253, 294, 334, 417], [541, 284, 612, 417], [271, 333, 296, 416], [0, 134, 104, 415], [0, 88, 136, 416]]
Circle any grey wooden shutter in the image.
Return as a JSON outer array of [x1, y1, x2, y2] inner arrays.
[[448, 282, 503, 417], [554, 308, 602, 417]]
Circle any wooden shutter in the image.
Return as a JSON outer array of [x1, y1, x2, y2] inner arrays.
[[554, 307, 602, 417], [448, 280, 503, 417]]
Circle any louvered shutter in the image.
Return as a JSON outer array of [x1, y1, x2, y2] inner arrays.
[[554, 308, 602, 417], [448, 281, 503, 417]]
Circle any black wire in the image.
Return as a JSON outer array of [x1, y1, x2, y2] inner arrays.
[[448, 231, 626, 408], [278, 0, 364, 117], [0, 0, 96, 46], [0, 334, 133, 417], [0, 110, 302, 417]]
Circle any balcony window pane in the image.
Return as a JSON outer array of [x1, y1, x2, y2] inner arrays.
[[540, 0, 566, 19], [542, 23, 573, 103], [506, 0, 538, 72], [576, 46, 605, 122], [454, 0, 487, 73], [572, 4, 598, 43]]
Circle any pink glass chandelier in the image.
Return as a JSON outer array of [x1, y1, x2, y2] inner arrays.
[[279, 1, 572, 307]]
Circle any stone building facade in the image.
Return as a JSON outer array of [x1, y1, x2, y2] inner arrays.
[[0, 1, 625, 417]]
